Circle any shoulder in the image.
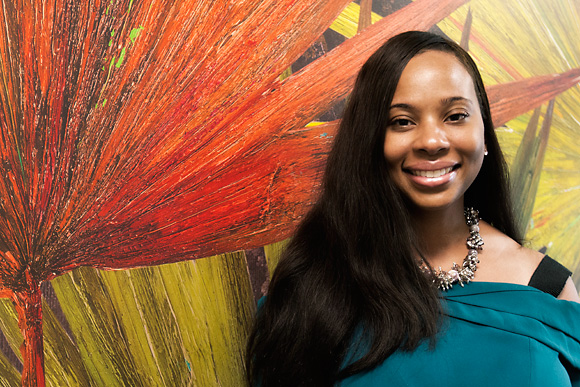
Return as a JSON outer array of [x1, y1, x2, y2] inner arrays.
[[476, 222, 579, 302], [558, 278, 580, 302], [474, 221, 543, 285]]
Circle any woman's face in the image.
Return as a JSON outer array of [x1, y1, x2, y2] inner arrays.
[[383, 50, 486, 212]]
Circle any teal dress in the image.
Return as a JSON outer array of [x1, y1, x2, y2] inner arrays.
[[341, 282, 580, 386]]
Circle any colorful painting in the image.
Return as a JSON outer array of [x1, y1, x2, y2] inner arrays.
[[0, 0, 578, 385]]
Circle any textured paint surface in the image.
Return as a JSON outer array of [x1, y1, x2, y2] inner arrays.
[[0, 0, 579, 385], [49, 252, 255, 386], [0, 0, 356, 280]]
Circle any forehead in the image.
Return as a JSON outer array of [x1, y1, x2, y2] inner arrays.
[[392, 50, 478, 104]]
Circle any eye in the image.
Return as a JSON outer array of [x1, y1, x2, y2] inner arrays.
[[446, 112, 469, 122], [389, 118, 415, 128]]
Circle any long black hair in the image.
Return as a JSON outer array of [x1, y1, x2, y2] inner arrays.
[[246, 31, 519, 386]]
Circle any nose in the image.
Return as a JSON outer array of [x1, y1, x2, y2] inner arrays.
[[415, 120, 450, 155]]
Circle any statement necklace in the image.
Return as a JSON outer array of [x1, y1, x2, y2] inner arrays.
[[419, 208, 484, 291]]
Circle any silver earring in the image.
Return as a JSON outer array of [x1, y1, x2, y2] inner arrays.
[[484, 150, 488, 156]]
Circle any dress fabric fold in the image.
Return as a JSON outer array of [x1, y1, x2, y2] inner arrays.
[[341, 282, 580, 387]]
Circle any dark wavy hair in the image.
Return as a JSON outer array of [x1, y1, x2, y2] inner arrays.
[[246, 31, 519, 386]]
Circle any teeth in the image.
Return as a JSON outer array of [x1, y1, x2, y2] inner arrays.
[[411, 167, 453, 178]]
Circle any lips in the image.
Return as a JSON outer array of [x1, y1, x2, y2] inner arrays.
[[404, 164, 459, 188]]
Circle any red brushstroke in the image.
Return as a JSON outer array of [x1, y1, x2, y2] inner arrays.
[[12, 285, 44, 387]]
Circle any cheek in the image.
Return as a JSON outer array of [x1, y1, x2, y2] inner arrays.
[[461, 131, 486, 176], [472, 133, 486, 160], [383, 134, 406, 167], [458, 123, 485, 157]]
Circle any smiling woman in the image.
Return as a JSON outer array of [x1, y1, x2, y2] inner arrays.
[[246, 31, 580, 387], [384, 50, 486, 212]]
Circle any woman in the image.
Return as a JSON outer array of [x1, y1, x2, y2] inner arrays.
[[246, 31, 580, 386]]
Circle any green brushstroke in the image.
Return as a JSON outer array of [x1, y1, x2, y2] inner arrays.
[[279, 67, 292, 81], [130, 26, 144, 43], [115, 48, 126, 68], [562, 214, 580, 232], [95, 57, 116, 109], [109, 30, 115, 47], [43, 298, 95, 385], [108, 56, 115, 73], [16, 145, 24, 179], [128, 0, 133, 13]]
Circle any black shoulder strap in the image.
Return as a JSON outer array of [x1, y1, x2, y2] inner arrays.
[[528, 255, 572, 298]]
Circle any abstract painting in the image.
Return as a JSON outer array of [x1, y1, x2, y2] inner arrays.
[[0, 0, 578, 385]]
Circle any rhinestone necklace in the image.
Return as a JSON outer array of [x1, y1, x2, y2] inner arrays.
[[419, 208, 484, 291]]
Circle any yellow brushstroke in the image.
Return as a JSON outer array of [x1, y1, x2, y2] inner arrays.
[[43, 299, 94, 386], [264, 239, 290, 278], [50, 251, 254, 386], [329, 2, 382, 38], [0, 299, 21, 385]]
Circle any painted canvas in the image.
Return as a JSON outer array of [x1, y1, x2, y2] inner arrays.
[[0, 0, 578, 385]]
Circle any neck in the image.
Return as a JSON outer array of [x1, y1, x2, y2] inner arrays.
[[410, 203, 468, 264]]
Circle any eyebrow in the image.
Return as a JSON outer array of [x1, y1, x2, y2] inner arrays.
[[440, 96, 474, 106], [389, 103, 414, 111], [389, 96, 474, 111]]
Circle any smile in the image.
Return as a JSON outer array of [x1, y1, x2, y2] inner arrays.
[[409, 167, 453, 178], [404, 165, 459, 188]]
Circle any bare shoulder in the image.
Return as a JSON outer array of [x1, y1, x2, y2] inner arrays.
[[477, 222, 579, 301], [476, 221, 580, 303], [558, 277, 580, 303], [475, 221, 543, 285]]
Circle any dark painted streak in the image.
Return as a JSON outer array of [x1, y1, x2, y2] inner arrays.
[[244, 247, 269, 302], [510, 107, 542, 236], [40, 281, 75, 345], [358, 0, 373, 33], [0, 326, 22, 373], [459, 7, 472, 51]]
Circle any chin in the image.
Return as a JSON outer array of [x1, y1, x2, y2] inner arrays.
[[404, 195, 465, 213]]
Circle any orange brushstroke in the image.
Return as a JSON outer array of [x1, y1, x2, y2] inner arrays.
[[488, 68, 580, 127]]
